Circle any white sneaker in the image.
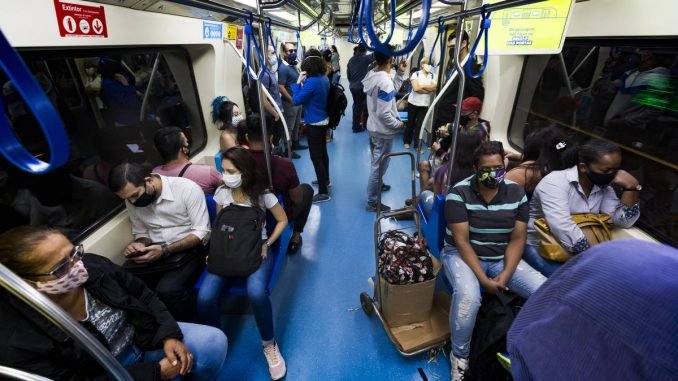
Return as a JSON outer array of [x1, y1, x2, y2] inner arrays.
[[450, 354, 469, 381], [263, 341, 287, 380]]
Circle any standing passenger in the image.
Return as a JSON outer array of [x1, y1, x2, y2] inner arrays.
[[362, 45, 407, 212], [278, 43, 307, 157], [197, 147, 288, 381], [330, 45, 341, 84], [292, 49, 332, 203], [443, 142, 546, 381], [523, 140, 641, 276], [404, 57, 437, 149], [346, 44, 374, 132]]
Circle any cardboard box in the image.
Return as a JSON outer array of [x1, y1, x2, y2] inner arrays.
[[390, 293, 451, 354], [379, 256, 441, 327]]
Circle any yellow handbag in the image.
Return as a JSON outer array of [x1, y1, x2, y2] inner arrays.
[[534, 213, 613, 262]]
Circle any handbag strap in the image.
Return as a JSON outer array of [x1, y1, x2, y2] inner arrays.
[[177, 162, 192, 177]]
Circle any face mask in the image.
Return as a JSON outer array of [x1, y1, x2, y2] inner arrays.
[[476, 168, 506, 189], [35, 261, 89, 295], [286, 53, 298, 64], [585, 166, 617, 186], [423, 64, 433, 73], [231, 114, 245, 127], [223, 173, 242, 188], [85, 67, 96, 77], [269, 57, 278, 67], [459, 115, 471, 126], [131, 184, 156, 207]]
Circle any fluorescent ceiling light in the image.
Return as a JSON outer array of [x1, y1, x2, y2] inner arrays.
[[410, 2, 448, 20], [269, 11, 298, 21], [230, 0, 257, 8]]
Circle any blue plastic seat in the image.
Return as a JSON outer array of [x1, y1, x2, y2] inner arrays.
[[214, 151, 223, 173], [419, 193, 446, 260]]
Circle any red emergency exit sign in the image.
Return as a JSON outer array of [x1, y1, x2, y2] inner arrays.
[[54, 0, 108, 38]]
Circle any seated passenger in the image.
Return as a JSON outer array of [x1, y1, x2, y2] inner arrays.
[[246, 116, 313, 254], [523, 140, 641, 277], [443, 142, 546, 381], [506, 126, 567, 200], [108, 163, 210, 322], [211, 96, 245, 151], [430, 129, 483, 196], [152, 126, 223, 195], [197, 147, 288, 381], [0, 225, 227, 380], [508, 240, 678, 381]]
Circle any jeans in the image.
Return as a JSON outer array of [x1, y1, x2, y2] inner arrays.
[[281, 100, 301, 144], [522, 244, 563, 277], [197, 253, 275, 341], [306, 124, 331, 194], [441, 245, 546, 359], [288, 183, 313, 233], [367, 134, 394, 204], [404, 104, 427, 147], [350, 88, 368, 131], [116, 322, 228, 381]]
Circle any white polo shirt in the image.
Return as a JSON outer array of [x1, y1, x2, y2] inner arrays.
[[125, 175, 211, 245]]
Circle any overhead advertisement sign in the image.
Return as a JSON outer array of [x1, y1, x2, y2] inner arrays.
[[484, 0, 574, 55], [53, 0, 108, 38]]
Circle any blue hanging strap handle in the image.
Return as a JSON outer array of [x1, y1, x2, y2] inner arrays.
[[295, 30, 305, 60], [0, 29, 69, 174], [466, 5, 492, 79], [382, 0, 397, 45], [363, 0, 432, 56], [357, 0, 376, 51], [243, 12, 266, 81], [428, 17, 445, 66], [265, 17, 280, 74], [348, 0, 361, 44]]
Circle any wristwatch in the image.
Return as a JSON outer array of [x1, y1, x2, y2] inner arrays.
[[622, 184, 642, 192], [160, 243, 170, 259]]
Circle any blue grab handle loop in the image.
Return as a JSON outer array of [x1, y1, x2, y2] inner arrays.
[[357, 0, 376, 52], [466, 5, 491, 79], [382, 0, 397, 45], [265, 17, 280, 74], [243, 12, 265, 81], [295, 30, 305, 60], [348, 1, 360, 44], [0, 29, 69, 174], [363, 0, 432, 56], [429, 17, 445, 66]]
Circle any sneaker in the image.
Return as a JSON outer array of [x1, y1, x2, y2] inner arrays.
[[381, 184, 391, 192], [404, 144, 411, 149], [404, 198, 413, 206], [450, 354, 469, 381], [366, 202, 391, 212], [312, 193, 332, 203], [263, 341, 286, 380], [312, 180, 332, 187]]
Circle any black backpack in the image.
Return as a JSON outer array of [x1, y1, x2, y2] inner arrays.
[[326, 82, 348, 129], [208, 204, 266, 277]]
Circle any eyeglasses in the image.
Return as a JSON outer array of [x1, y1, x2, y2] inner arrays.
[[22, 244, 84, 279]]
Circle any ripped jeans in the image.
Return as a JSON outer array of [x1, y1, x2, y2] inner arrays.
[[441, 245, 546, 359]]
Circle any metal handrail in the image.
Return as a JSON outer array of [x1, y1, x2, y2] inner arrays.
[[0, 263, 133, 380], [0, 366, 53, 381]]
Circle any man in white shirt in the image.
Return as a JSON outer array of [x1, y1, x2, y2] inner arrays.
[[109, 162, 210, 321]]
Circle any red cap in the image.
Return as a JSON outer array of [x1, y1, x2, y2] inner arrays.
[[454, 97, 483, 114]]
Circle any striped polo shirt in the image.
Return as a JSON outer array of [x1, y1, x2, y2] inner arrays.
[[445, 175, 529, 260]]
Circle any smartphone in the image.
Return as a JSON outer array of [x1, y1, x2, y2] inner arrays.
[[127, 249, 146, 258]]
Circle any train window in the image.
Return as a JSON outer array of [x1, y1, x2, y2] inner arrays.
[[0, 47, 205, 241], [508, 39, 678, 246]]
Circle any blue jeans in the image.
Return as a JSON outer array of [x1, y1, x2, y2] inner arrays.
[[116, 322, 228, 381], [367, 134, 394, 204], [441, 245, 546, 359], [197, 253, 275, 341], [522, 244, 563, 277]]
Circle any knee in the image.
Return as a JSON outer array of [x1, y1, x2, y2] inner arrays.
[[193, 326, 228, 376], [247, 281, 269, 303], [418, 161, 430, 172], [454, 287, 482, 320], [155, 282, 185, 299]]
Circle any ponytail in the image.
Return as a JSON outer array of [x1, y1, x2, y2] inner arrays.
[[563, 139, 621, 168]]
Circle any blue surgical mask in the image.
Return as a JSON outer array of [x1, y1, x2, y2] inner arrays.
[[269, 57, 277, 67]]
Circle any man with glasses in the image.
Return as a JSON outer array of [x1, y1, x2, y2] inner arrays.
[[442, 141, 546, 381], [278, 42, 307, 158], [108, 162, 210, 322]]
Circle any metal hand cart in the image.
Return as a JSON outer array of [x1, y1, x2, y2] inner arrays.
[[359, 151, 450, 356]]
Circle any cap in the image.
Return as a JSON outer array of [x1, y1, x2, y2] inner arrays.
[[454, 97, 483, 114]]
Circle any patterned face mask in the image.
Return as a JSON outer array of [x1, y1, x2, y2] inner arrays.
[[231, 114, 245, 127], [476, 168, 506, 189], [35, 260, 89, 295]]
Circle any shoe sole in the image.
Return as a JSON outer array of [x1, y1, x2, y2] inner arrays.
[[312, 197, 332, 204]]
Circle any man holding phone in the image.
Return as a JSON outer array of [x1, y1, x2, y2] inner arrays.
[[109, 163, 211, 322]]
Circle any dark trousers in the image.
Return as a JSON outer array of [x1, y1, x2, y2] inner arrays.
[[306, 125, 330, 194], [136, 249, 205, 322], [350, 88, 368, 131], [404, 104, 428, 147], [266, 116, 283, 148], [288, 183, 314, 233]]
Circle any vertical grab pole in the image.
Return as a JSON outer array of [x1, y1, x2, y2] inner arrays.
[[255, 1, 274, 189], [445, 0, 468, 195]]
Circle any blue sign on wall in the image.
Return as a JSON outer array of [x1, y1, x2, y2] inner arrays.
[[203, 22, 223, 39]]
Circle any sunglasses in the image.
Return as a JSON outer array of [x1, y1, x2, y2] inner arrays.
[[286, 49, 297, 54], [22, 244, 84, 279]]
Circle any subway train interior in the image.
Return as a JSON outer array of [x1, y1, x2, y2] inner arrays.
[[0, 0, 677, 380]]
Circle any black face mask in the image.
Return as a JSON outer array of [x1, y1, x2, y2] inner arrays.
[[585, 166, 617, 186], [131, 184, 156, 207], [459, 115, 471, 127]]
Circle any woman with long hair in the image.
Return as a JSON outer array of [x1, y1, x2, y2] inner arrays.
[[211, 96, 246, 151], [330, 45, 341, 83], [197, 147, 288, 380], [292, 49, 332, 203]]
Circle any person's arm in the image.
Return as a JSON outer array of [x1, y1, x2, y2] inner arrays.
[[261, 195, 288, 258], [375, 84, 404, 131], [291, 75, 314, 106], [278, 69, 293, 102], [536, 177, 589, 254], [263, 97, 280, 120], [496, 194, 529, 287], [506, 167, 528, 189], [601, 169, 640, 228]]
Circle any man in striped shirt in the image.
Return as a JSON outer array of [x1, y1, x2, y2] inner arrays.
[[443, 142, 546, 381]]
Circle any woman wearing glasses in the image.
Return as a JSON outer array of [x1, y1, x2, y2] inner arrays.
[[0, 225, 228, 381]]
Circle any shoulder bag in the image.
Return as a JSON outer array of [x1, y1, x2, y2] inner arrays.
[[534, 213, 613, 262]]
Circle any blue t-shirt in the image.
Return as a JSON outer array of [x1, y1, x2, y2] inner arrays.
[[278, 62, 299, 100]]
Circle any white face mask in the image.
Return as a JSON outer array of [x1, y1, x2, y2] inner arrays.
[[423, 64, 433, 73], [85, 67, 96, 77], [223, 173, 242, 188], [35, 261, 89, 295], [231, 114, 245, 127]]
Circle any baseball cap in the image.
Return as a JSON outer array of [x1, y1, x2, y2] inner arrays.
[[454, 97, 482, 114]]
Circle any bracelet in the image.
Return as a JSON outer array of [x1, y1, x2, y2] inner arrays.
[[160, 243, 170, 259]]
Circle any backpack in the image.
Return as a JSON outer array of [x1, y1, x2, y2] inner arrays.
[[326, 82, 348, 129], [207, 204, 266, 277]]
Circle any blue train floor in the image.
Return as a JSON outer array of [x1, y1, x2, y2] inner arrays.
[[217, 81, 451, 380]]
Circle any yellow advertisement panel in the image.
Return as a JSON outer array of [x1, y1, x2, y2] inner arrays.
[[485, 0, 574, 55], [227, 25, 238, 40]]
